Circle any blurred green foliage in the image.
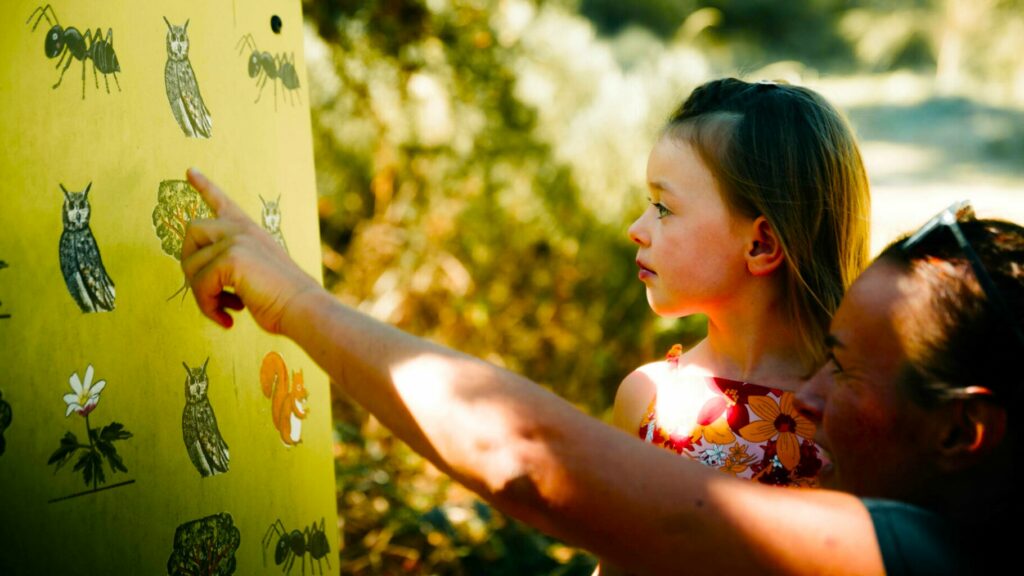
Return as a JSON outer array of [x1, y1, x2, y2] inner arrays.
[[304, 0, 678, 572], [303, 0, 1024, 572], [579, 0, 695, 39], [332, 396, 597, 574], [578, 0, 1024, 83]]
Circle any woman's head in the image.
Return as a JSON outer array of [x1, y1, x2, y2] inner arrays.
[[878, 212, 1022, 415], [662, 78, 871, 368], [797, 211, 1019, 502]]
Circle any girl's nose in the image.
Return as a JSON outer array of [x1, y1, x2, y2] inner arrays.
[[628, 213, 649, 247]]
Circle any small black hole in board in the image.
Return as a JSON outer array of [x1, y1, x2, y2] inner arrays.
[[271, 15, 282, 34]]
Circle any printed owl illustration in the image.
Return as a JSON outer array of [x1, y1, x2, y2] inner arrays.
[[181, 358, 230, 477], [259, 195, 288, 253], [58, 183, 116, 313], [163, 17, 212, 138]]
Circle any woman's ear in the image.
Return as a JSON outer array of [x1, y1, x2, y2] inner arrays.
[[746, 216, 785, 276], [937, 395, 1008, 472]]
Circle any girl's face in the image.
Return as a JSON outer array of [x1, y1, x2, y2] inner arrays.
[[628, 136, 753, 318]]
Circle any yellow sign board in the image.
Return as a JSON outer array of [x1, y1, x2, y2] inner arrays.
[[0, 1, 338, 573]]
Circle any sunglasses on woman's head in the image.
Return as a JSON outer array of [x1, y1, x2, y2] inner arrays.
[[901, 200, 1024, 367]]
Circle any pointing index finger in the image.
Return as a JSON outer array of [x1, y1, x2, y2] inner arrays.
[[187, 167, 242, 219]]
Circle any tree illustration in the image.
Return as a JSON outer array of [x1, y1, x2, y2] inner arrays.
[[167, 513, 241, 576], [152, 180, 213, 300]]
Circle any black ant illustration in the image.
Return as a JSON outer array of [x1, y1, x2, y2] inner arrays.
[[236, 33, 301, 109], [262, 517, 331, 575], [26, 5, 121, 99]]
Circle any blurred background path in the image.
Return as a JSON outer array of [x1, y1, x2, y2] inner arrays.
[[817, 74, 1024, 250]]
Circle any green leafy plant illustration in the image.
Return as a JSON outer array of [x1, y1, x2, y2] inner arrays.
[[48, 365, 134, 499]]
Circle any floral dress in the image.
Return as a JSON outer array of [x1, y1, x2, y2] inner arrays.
[[638, 345, 828, 487]]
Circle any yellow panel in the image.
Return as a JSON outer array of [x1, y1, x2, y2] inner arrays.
[[0, 1, 338, 574]]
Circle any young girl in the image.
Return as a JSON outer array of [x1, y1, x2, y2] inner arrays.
[[613, 78, 871, 487]]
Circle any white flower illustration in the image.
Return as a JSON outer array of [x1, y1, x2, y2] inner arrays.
[[63, 364, 106, 417]]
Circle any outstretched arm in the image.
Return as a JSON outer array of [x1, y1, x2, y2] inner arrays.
[[180, 168, 883, 575]]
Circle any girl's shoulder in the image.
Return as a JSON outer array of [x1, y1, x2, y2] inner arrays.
[[612, 345, 689, 431], [612, 362, 660, 432]]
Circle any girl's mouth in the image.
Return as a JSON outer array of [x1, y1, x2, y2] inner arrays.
[[637, 260, 655, 280]]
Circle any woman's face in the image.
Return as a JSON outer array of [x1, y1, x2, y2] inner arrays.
[[796, 261, 936, 498], [628, 136, 752, 318]]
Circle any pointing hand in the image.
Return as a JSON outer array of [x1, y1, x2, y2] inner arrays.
[[181, 168, 321, 333]]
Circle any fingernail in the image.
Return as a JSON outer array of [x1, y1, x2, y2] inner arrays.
[[188, 167, 203, 178]]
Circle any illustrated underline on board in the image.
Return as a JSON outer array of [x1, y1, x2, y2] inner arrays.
[[48, 479, 137, 503]]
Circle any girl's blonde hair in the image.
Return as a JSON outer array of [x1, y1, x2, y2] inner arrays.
[[665, 78, 871, 370]]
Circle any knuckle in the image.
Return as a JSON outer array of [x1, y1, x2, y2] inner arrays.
[[221, 249, 243, 269]]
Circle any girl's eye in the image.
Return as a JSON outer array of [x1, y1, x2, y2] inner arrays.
[[648, 200, 671, 219]]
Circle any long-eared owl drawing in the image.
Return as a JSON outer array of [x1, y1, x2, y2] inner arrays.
[[181, 358, 230, 477], [163, 17, 212, 139], [58, 183, 115, 313], [259, 195, 288, 253]]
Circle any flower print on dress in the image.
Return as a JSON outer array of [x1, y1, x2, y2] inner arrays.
[[639, 345, 829, 487], [793, 437, 825, 479], [738, 391, 816, 471], [699, 444, 728, 468], [641, 414, 695, 454], [663, 432, 695, 453], [749, 437, 823, 487], [719, 443, 759, 476], [665, 344, 684, 366], [711, 378, 772, 431], [640, 394, 733, 454], [62, 364, 106, 417], [690, 395, 736, 446]]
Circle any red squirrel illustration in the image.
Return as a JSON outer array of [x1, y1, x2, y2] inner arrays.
[[260, 352, 308, 446]]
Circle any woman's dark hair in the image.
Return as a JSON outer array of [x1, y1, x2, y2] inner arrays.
[[878, 218, 1023, 410], [664, 78, 871, 370]]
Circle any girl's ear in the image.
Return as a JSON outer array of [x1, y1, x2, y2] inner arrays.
[[746, 216, 785, 276]]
